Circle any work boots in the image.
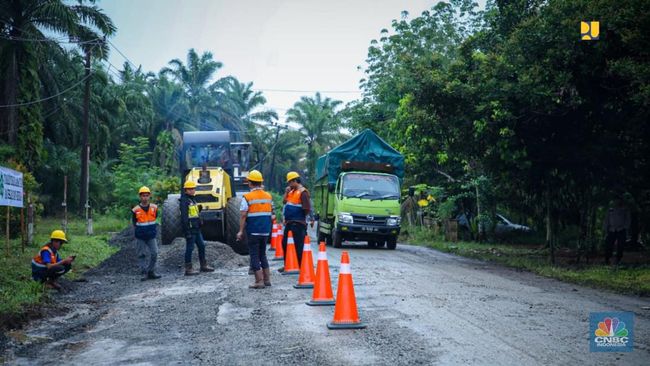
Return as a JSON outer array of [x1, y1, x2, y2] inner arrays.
[[249, 270, 265, 289], [262, 268, 272, 287], [185, 263, 199, 276], [200, 260, 215, 272]]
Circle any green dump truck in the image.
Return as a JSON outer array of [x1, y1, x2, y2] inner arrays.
[[313, 129, 404, 249]]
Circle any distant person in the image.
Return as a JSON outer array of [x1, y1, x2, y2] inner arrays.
[[181, 180, 215, 275], [237, 170, 274, 288], [279, 171, 311, 272], [31, 230, 76, 290], [603, 196, 631, 265], [132, 186, 161, 281]]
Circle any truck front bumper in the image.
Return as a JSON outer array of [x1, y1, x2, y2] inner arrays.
[[337, 224, 400, 241], [200, 209, 223, 222]]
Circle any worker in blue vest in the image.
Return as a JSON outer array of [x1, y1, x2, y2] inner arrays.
[[31, 230, 75, 290], [279, 171, 311, 272], [132, 186, 161, 281]]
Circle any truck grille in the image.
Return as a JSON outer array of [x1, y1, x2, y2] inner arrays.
[[352, 214, 388, 225]]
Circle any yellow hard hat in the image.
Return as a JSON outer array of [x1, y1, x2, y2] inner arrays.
[[246, 170, 264, 182], [183, 180, 197, 189], [50, 230, 68, 242], [138, 186, 151, 195], [286, 171, 300, 182]]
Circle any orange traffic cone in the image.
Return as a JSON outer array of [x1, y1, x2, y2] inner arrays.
[[294, 236, 315, 289], [281, 231, 300, 275], [327, 251, 366, 329], [272, 227, 284, 261], [269, 224, 277, 251], [306, 242, 335, 306]]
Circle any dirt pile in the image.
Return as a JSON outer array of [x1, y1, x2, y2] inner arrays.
[[161, 237, 249, 271]]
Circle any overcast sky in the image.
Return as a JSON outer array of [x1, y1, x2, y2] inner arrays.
[[100, 0, 468, 124]]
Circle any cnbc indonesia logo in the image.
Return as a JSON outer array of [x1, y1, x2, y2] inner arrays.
[[590, 313, 634, 352]]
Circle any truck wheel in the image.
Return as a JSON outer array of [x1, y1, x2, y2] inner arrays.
[[226, 196, 248, 254], [161, 194, 182, 245], [333, 230, 343, 248], [386, 236, 397, 250]]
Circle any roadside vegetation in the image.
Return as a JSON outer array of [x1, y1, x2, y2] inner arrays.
[[402, 227, 650, 296], [0, 216, 125, 327]]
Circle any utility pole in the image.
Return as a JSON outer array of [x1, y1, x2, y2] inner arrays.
[[268, 123, 282, 191], [79, 47, 91, 216]]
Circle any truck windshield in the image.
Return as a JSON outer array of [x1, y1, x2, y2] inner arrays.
[[184, 144, 230, 168], [341, 173, 400, 200]]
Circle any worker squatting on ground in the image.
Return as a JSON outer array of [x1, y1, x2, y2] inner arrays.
[[237, 170, 275, 289], [180, 180, 215, 276], [279, 171, 311, 272], [31, 230, 76, 291], [132, 186, 161, 281]]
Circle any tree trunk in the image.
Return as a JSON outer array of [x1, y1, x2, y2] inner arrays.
[[546, 189, 556, 264], [2, 47, 18, 145], [79, 50, 91, 214]]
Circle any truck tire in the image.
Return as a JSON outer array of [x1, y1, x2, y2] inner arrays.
[[333, 230, 343, 248], [386, 236, 397, 250], [161, 194, 182, 245], [225, 196, 248, 254], [367, 240, 377, 249]]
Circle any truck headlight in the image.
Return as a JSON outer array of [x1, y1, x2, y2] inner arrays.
[[338, 212, 354, 224], [387, 216, 401, 226]]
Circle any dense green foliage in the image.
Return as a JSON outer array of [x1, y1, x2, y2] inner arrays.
[[1, 1, 343, 220], [345, 0, 650, 254]]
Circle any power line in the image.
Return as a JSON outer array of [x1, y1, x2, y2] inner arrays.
[[0, 72, 94, 108], [107, 39, 139, 70], [253, 88, 361, 94]]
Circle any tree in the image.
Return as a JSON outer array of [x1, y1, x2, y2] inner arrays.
[[286, 92, 343, 186], [0, 0, 115, 163]]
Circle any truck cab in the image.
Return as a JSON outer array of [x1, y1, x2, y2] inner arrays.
[[330, 171, 401, 248]]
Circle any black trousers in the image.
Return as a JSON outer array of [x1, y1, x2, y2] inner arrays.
[[248, 235, 269, 271], [282, 222, 306, 264], [32, 263, 71, 282], [604, 230, 626, 264]]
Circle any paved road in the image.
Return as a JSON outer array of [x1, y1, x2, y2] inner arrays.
[[4, 232, 649, 365]]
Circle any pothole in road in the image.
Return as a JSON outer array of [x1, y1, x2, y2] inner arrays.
[[217, 302, 253, 325]]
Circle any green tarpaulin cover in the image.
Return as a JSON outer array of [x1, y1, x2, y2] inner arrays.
[[315, 129, 404, 185]]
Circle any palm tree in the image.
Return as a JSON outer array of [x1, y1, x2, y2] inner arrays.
[[286, 92, 344, 186], [0, 0, 115, 147], [161, 48, 222, 129]]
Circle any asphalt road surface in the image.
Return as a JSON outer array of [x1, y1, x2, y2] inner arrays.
[[3, 229, 649, 365]]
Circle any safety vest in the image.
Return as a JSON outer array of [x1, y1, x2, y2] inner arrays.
[[284, 188, 307, 222], [32, 244, 60, 268], [132, 204, 158, 240], [184, 195, 201, 231], [243, 189, 273, 235]]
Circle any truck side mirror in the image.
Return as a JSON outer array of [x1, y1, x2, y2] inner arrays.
[[327, 183, 335, 193], [408, 187, 415, 197]]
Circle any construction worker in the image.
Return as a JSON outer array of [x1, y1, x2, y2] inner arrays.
[[132, 186, 161, 281], [180, 180, 215, 275], [31, 230, 75, 290], [279, 171, 311, 272], [237, 170, 274, 288]]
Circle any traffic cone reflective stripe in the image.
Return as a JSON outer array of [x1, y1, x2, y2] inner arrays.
[[306, 242, 335, 306], [294, 236, 315, 288], [282, 231, 300, 275], [327, 251, 366, 329], [272, 227, 284, 261]]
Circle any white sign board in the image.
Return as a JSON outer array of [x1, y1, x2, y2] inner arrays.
[[0, 166, 23, 208]]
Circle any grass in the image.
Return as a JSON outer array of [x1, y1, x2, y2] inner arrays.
[[0, 215, 126, 321], [402, 227, 650, 296]]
